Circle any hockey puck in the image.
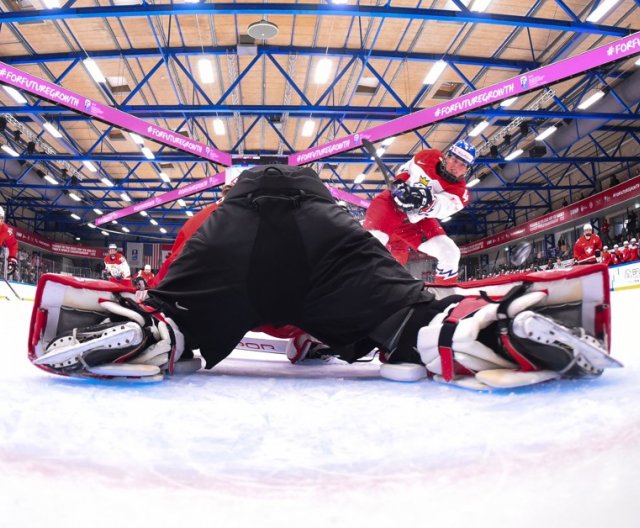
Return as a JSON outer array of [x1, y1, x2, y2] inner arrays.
[[509, 241, 533, 266]]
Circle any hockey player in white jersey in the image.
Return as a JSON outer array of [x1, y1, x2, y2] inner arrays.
[[28, 165, 621, 389]]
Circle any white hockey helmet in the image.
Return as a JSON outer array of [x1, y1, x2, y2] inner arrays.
[[144, 264, 151, 271], [624, 240, 629, 245], [108, 243, 118, 250], [603, 246, 608, 250], [614, 244, 619, 249], [632, 238, 637, 244], [0, 205, 4, 218], [583, 223, 593, 232]]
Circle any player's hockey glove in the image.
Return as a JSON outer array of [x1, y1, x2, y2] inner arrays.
[[392, 181, 433, 212], [6, 256, 17, 276]]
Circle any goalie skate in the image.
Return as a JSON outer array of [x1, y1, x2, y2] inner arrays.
[[511, 311, 623, 375], [33, 321, 146, 371]]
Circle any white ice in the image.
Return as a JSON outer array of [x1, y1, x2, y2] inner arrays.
[[1, 289, 639, 528]]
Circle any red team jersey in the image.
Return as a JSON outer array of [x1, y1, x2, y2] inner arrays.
[[0, 222, 18, 259], [103, 251, 132, 286], [363, 149, 469, 250], [622, 244, 638, 262], [573, 234, 603, 264], [135, 270, 156, 288]]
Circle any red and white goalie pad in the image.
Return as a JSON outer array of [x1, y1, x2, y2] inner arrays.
[[27, 273, 186, 381], [425, 264, 611, 352]]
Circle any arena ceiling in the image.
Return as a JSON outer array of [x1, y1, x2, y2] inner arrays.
[[0, 0, 639, 246]]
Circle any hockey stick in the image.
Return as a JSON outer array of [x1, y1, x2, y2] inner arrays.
[[361, 139, 396, 191], [1, 275, 22, 301]]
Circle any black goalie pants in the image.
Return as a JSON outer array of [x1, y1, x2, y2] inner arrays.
[[149, 165, 431, 368]]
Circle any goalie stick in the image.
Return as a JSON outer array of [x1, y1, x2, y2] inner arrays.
[[361, 138, 396, 191]]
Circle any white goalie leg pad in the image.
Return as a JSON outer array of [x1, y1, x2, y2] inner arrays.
[[29, 274, 192, 381], [417, 292, 546, 374], [475, 369, 561, 389], [424, 265, 612, 352]]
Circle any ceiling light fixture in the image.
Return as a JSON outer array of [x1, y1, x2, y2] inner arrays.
[[586, 0, 621, 23], [535, 126, 558, 141], [43, 122, 63, 138], [197, 59, 215, 84], [505, 149, 524, 161], [578, 90, 605, 110], [423, 60, 448, 85], [213, 118, 226, 135], [83, 160, 98, 172], [302, 120, 315, 137], [314, 58, 333, 84], [1, 145, 19, 157], [3, 86, 28, 104], [83, 58, 106, 84], [469, 120, 490, 137]]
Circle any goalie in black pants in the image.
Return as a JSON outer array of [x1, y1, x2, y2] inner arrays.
[[29, 165, 621, 389]]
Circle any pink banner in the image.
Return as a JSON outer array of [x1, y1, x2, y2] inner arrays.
[[289, 31, 640, 165], [327, 186, 371, 208], [460, 175, 640, 255], [0, 63, 231, 166], [14, 226, 104, 259], [98, 172, 372, 225], [96, 172, 227, 225]]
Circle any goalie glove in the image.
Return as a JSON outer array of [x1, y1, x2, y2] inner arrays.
[[29, 274, 200, 382], [392, 181, 433, 212]]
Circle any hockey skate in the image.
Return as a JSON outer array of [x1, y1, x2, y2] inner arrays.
[[33, 321, 147, 371], [510, 311, 622, 374]]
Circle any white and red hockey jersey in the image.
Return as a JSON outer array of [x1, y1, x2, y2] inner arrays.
[[573, 233, 603, 264], [104, 252, 131, 282], [395, 149, 469, 224]]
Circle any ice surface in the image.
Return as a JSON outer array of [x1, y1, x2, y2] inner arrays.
[[1, 290, 639, 528]]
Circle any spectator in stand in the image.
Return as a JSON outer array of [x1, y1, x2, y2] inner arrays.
[[613, 244, 623, 264], [610, 174, 620, 187], [562, 198, 569, 208], [629, 238, 639, 262], [573, 223, 602, 265], [601, 218, 610, 245], [622, 240, 634, 263], [627, 209, 637, 235]]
